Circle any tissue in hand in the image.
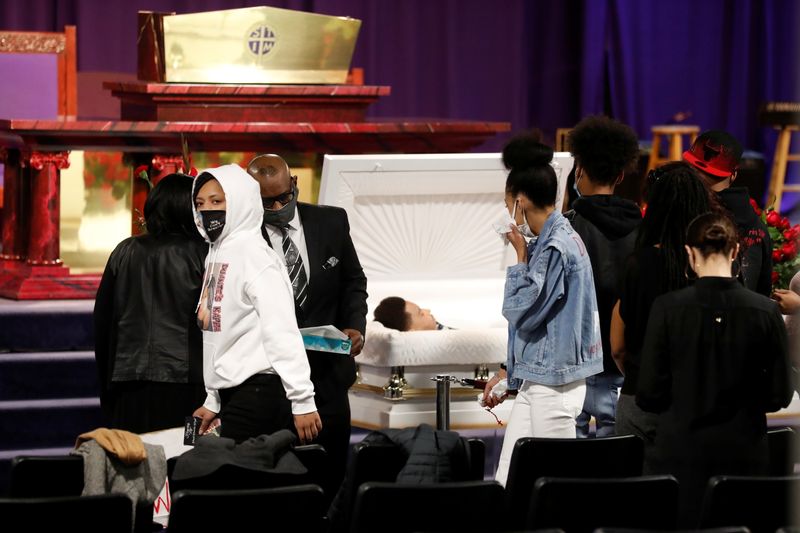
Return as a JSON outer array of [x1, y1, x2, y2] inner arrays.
[[477, 378, 508, 407]]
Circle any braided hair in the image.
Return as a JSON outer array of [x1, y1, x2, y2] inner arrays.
[[637, 161, 718, 291]]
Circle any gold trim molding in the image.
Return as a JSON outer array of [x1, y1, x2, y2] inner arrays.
[[0, 32, 66, 54], [351, 382, 481, 400]]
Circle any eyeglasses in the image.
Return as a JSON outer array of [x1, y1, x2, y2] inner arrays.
[[262, 183, 296, 208]]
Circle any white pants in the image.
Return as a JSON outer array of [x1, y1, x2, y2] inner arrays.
[[494, 379, 586, 486]]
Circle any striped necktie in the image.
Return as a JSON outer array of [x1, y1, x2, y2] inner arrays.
[[280, 225, 308, 308]]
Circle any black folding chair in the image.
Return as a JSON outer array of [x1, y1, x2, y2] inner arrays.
[[466, 438, 486, 481], [698, 475, 800, 533], [594, 526, 752, 533], [350, 480, 505, 533], [0, 493, 132, 533], [526, 476, 679, 532], [767, 427, 797, 476], [348, 437, 485, 488], [168, 484, 325, 532], [9, 455, 84, 497], [505, 435, 645, 528], [294, 443, 329, 488], [11, 453, 158, 533], [327, 435, 486, 533]]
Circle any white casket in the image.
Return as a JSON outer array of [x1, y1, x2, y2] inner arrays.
[[319, 152, 573, 428]]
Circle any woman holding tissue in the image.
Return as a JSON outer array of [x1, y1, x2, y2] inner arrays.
[[485, 134, 603, 486], [190, 165, 322, 444]]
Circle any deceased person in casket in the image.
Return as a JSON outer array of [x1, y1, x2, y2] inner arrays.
[[372, 296, 453, 331]]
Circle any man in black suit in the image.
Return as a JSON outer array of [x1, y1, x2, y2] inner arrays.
[[246, 154, 368, 501]]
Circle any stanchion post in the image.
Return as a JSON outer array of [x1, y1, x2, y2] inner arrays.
[[434, 375, 452, 430]]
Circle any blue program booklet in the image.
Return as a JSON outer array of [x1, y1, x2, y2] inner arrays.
[[299, 325, 352, 355]]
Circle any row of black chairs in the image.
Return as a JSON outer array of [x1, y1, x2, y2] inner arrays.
[[1, 444, 330, 532], [1, 429, 797, 532], [2, 473, 798, 533], [504, 428, 797, 530], [167, 474, 800, 533]]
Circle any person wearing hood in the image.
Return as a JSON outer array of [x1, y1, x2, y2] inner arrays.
[[564, 115, 642, 438], [246, 154, 368, 504], [682, 130, 772, 296], [190, 164, 322, 445]]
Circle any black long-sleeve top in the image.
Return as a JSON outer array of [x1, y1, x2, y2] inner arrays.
[[636, 276, 793, 468]]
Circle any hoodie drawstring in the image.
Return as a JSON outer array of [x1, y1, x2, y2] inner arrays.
[[196, 243, 219, 313]]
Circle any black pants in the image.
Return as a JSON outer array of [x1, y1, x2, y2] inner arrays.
[[316, 394, 352, 507], [109, 381, 206, 434], [219, 374, 293, 444]]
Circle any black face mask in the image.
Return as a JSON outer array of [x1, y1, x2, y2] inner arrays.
[[262, 185, 298, 228], [200, 210, 226, 242]]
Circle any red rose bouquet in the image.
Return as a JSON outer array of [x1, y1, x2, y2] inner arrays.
[[752, 198, 800, 290]]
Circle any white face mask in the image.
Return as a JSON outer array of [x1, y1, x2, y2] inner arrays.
[[515, 200, 536, 239]]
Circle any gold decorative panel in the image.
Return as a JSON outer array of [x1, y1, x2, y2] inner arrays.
[[163, 6, 361, 84]]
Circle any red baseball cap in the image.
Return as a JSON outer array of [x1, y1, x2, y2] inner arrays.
[[682, 130, 743, 178]]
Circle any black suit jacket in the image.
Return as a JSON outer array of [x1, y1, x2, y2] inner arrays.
[[264, 203, 368, 413]]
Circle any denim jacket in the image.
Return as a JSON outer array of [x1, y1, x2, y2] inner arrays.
[[503, 210, 603, 388]]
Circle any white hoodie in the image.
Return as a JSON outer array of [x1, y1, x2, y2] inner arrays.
[[192, 164, 316, 415]]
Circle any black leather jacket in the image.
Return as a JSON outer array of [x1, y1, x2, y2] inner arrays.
[[94, 233, 207, 398], [566, 195, 641, 375]]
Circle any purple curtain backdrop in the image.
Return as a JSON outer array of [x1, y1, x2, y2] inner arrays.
[[594, 0, 800, 154], [1, 0, 799, 194]]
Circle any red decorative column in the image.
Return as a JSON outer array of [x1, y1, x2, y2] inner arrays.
[[0, 148, 27, 263], [25, 151, 70, 265], [0, 149, 100, 299], [131, 154, 183, 235]]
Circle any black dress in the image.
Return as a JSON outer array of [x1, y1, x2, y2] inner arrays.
[[618, 246, 668, 396], [636, 277, 793, 526], [615, 246, 670, 448]]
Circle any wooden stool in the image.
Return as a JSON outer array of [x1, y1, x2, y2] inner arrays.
[[646, 125, 700, 173], [766, 125, 800, 210], [555, 128, 573, 152]]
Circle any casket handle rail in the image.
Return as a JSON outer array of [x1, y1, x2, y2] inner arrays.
[[356, 364, 500, 400], [383, 366, 408, 400]]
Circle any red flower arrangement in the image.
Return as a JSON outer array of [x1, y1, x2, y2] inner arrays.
[[133, 164, 151, 187], [83, 152, 131, 213], [752, 198, 800, 290]]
